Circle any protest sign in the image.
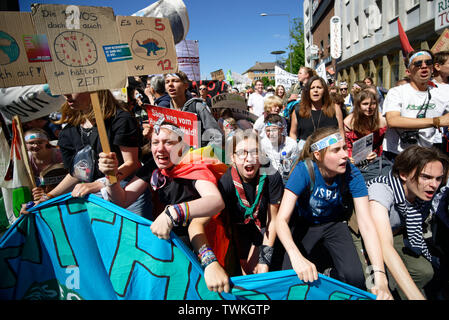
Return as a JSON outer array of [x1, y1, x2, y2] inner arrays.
[[146, 104, 199, 148], [31, 4, 127, 95], [176, 39, 200, 81], [211, 69, 225, 81], [352, 133, 373, 165], [432, 28, 449, 53], [0, 84, 65, 124], [0, 12, 47, 88], [275, 65, 297, 90], [117, 16, 178, 76], [211, 93, 258, 123], [190, 80, 228, 97]]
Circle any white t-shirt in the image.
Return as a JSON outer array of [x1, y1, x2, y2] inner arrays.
[[260, 135, 299, 184], [247, 91, 266, 117], [253, 115, 288, 140], [382, 83, 449, 154]]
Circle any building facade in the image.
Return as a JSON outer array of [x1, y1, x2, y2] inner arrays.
[[335, 0, 439, 89], [304, 0, 337, 80], [242, 62, 276, 85]]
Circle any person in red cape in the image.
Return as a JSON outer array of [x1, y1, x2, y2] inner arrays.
[[98, 118, 231, 293]]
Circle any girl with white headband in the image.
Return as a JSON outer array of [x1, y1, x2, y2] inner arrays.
[[276, 126, 393, 300]]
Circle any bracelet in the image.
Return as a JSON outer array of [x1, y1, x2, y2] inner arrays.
[[164, 206, 177, 227], [433, 117, 441, 128], [258, 245, 274, 266], [197, 244, 218, 269], [372, 270, 386, 275]]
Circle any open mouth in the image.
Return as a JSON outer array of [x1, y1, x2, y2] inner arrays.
[[156, 154, 171, 166], [424, 190, 435, 199], [243, 164, 256, 176]]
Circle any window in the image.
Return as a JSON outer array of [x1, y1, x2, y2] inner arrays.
[[353, 17, 359, 44], [345, 23, 351, 48], [391, 0, 399, 20], [407, 0, 419, 11]]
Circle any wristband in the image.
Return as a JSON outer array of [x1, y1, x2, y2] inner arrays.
[[433, 117, 440, 128], [198, 244, 218, 269], [258, 245, 274, 266], [164, 206, 177, 227]]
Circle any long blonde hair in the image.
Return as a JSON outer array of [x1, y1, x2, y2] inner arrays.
[[56, 90, 128, 127]]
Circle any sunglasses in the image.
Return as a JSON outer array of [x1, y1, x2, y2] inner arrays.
[[412, 59, 433, 68], [199, 87, 207, 91], [340, 88, 348, 90]]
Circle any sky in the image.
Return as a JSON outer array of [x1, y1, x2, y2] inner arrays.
[[18, 0, 303, 79]]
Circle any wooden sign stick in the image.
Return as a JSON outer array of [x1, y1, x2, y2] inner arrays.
[[90, 92, 117, 184], [12, 115, 37, 189]]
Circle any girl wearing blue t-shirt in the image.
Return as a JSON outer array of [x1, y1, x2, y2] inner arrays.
[[276, 126, 393, 300]]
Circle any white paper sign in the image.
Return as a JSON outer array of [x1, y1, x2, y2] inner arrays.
[[352, 133, 373, 164], [275, 65, 297, 90]]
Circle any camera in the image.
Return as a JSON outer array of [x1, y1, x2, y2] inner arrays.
[[399, 130, 419, 145]]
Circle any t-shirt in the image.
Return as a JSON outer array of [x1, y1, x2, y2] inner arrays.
[[247, 92, 266, 117], [367, 182, 404, 233], [382, 83, 449, 154], [58, 108, 142, 181], [286, 160, 367, 224], [260, 135, 299, 184]]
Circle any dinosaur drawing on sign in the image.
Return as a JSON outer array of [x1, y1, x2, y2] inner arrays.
[[136, 38, 164, 56]]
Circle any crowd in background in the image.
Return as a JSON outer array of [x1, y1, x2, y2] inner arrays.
[[4, 49, 449, 301]]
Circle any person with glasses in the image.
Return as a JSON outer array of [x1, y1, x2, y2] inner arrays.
[[198, 84, 212, 108], [204, 130, 284, 278], [382, 49, 449, 162]]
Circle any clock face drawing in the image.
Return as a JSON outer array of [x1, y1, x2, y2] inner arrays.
[[54, 31, 98, 67]]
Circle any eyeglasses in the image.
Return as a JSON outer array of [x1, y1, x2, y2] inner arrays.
[[234, 149, 258, 159], [412, 59, 433, 68]]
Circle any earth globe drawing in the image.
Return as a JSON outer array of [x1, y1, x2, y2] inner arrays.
[[0, 31, 20, 66]]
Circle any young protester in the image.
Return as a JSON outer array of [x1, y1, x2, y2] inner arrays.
[[23, 128, 66, 201], [36, 90, 150, 218], [260, 114, 299, 184], [189, 129, 283, 290], [367, 146, 449, 300], [432, 51, 449, 155], [289, 76, 345, 151], [382, 50, 449, 161], [276, 126, 392, 300], [253, 95, 287, 140], [164, 72, 222, 147], [344, 89, 387, 164], [247, 80, 266, 117], [275, 85, 286, 102], [284, 66, 315, 105], [98, 119, 225, 244]]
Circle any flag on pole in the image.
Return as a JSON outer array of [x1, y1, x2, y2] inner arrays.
[[397, 18, 414, 58], [0, 120, 33, 226], [226, 70, 234, 87]]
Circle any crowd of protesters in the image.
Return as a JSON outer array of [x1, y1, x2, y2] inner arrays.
[[5, 49, 449, 301]]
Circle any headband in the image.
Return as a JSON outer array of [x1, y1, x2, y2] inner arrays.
[[165, 73, 180, 79], [408, 51, 432, 68], [265, 121, 285, 128], [310, 133, 343, 152], [222, 119, 235, 130], [153, 116, 184, 138], [25, 133, 48, 142]]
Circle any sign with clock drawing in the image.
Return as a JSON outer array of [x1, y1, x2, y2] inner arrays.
[[31, 4, 128, 95]]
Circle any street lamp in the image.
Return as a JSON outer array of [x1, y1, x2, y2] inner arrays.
[[260, 13, 292, 72]]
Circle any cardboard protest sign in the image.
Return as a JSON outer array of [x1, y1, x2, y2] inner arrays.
[[210, 69, 225, 81], [211, 93, 258, 123], [145, 104, 199, 148], [432, 28, 449, 53], [117, 16, 178, 76], [0, 84, 65, 124], [31, 4, 128, 95], [0, 12, 47, 88]]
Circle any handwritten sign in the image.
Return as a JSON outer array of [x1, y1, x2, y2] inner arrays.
[[145, 105, 199, 149], [352, 133, 373, 165], [117, 16, 178, 76], [211, 93, 258, 123], [432, 28, 449, 53], [0, 12, 47, 88], [275, 66, 297, 91], [31, 4, 127, 95]]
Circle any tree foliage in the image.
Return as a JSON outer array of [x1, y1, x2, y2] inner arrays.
[[283, 17, 305, 74]]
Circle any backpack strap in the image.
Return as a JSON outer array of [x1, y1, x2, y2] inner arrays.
[[304, 158, 315, 193]]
